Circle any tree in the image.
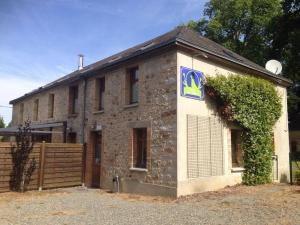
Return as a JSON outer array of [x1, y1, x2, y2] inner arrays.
[[10, 121, 37, 192], [6, 121, 12, 128], [0, 116, 4, 142], [188, 0, 300, 128], [0, 116, 5, 128], [188, 0, 282, 65], [268, 0, 300, 129]]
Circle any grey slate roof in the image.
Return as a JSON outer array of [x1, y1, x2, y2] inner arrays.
[[10, 26, 291, 104]]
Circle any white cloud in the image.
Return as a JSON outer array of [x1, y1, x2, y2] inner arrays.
[[0, 76, 44, 125]]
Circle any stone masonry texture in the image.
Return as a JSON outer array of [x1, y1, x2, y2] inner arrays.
[[11, 49, 178, 192]]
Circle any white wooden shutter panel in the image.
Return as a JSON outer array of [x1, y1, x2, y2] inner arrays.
[[187, 115, 224, 178], [210, 117, 224, 176], [197, 117, 211, 177], [187, 115, 198, 178]]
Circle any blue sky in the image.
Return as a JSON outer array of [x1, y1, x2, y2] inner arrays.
[[0, 0, 207, 125]]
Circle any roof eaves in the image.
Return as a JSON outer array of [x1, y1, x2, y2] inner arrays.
[[9, 72, 84, 104]]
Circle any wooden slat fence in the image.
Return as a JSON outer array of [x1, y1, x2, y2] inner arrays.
[[0, 142, 83, 193]]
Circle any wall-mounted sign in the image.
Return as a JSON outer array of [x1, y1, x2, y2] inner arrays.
[[180, 66, 205, 100]]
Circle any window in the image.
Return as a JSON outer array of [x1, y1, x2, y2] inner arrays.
[[33, 99, 39, 121], [94, 131, 102, 164], [67, 132, 77, 143], [95, 77, 105, 111], [291, 141, 300, 153], [19, 103, 24, 124], [48, 94, 55, 118], [69, 86, 79, 114], [133, 128, 147, 168], [33, 133, 51, 143], [231, 130, 243, 168], [128, 67, 139, 104]]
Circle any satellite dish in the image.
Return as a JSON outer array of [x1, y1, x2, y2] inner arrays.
[[265, 60, 282, 75]]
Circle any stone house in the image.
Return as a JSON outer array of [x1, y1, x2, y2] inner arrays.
[[9, 26, 291, 196]]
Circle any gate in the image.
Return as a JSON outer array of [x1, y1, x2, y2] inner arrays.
[[290, 151, 300, 184], [0, 142, 84, 192]]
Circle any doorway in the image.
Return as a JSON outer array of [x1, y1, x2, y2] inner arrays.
[[91, 131, 102, 188]]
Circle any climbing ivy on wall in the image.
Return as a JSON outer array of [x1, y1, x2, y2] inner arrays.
[[205, 75, 282, 185]]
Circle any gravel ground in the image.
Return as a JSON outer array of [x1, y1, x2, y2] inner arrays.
[[0, 184, 299, 225]]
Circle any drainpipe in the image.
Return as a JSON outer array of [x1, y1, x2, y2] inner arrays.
[[113, 175, 120, 193], [81, 78, 87, 187], [112, 150, 120, 193], [63, 121, 67, 143], [80, 78, 87, 144]]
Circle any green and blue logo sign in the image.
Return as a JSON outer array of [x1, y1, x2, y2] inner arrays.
[[180, 66, 205, 100]]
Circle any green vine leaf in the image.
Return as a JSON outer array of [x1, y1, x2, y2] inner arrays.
[[205, 74, 282, 185]]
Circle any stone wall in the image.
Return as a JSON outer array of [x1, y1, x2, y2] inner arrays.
[[83, 50, 178, 193], [11, 49, 178, 195], [12, 85, 69, 125], [11, 80, 84, 143]]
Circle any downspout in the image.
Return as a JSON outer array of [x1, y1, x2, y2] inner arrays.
[[81, 78, 87, 187], [63, 121, 67, 143], [81, 78, 87, 144]]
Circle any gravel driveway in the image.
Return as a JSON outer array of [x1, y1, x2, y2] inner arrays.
[[0, 184, 299, 225]]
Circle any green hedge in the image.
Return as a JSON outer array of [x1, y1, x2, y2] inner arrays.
[[205, 75, 281, 185]]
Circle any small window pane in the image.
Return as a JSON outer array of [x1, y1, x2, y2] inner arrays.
[[94, 132, 102, 164], [134, 128, 147, 168], [131, 83, 138, 103], [48, 94, 54, 118], [98, 78, 105, 110], [19, 103, 24, 124], [231, 130, 243, 167], [33, 99, 39, 121], [74, 98, 78, 113], [68, 132, 77, 143], [129, 68, 139, 104], [69, 86, 79, 114]]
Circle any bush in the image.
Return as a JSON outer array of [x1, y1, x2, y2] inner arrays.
[[10, 121, 37, 192], [206, 74, 281, 185]]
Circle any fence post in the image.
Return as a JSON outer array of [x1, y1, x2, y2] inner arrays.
[[38, 141, 46, 191], [81, 143, 86, 187]]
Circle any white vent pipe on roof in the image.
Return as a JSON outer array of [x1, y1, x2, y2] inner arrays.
[[78, 54, 84, 70]]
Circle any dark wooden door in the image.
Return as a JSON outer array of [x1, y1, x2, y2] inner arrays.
[[92, 131, 102, 188]]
